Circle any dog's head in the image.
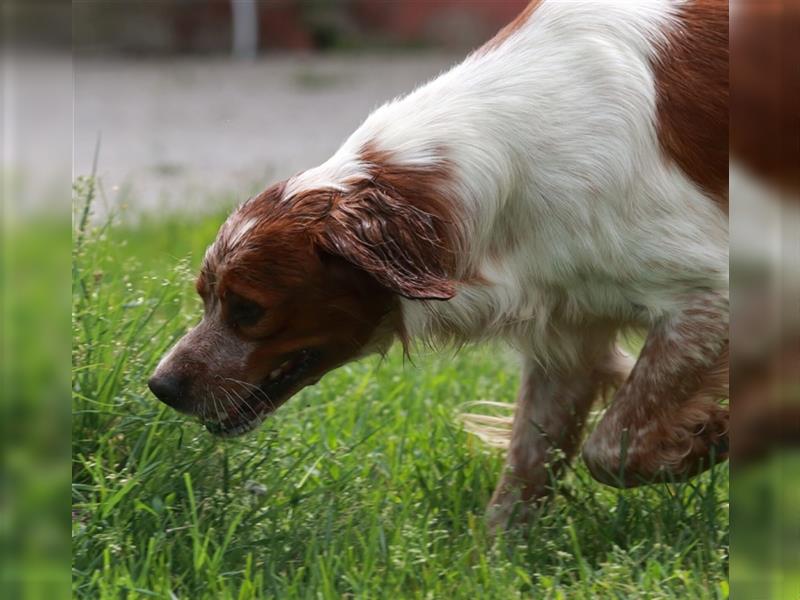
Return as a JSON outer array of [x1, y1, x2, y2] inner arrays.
[[148, 160, 458, 437]]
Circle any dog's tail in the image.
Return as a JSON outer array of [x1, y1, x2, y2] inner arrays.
[[458, 401, 515, 449]]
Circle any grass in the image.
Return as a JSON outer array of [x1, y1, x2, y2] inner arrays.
[[3, 217, 71, 599], [71, 179, 729, 599]]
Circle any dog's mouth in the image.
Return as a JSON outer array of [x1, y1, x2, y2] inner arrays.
[[204, 348, 322, 438]]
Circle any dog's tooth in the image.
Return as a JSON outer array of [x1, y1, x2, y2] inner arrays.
[[270, 369, 281, 380]]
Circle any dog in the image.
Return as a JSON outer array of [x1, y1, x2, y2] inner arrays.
[[149, 0, 729, 530]]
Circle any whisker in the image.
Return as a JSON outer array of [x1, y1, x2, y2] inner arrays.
[[223, 377, 274, 407], [222, 388, 243, 420], [224, 377, 262, 394], [227, 385, 260, 420], [210, 387, 225, 425]]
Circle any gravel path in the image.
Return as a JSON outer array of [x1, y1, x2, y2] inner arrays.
[[74, 53, 458, 214]]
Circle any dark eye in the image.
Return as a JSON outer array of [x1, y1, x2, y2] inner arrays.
[[228, 294, 265, 328]]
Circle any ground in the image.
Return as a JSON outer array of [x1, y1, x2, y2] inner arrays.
[[71, 181, 729, 599]]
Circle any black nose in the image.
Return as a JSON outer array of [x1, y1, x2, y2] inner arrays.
[[148, 374, 187, 410]]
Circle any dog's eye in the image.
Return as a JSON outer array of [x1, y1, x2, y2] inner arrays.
[[228, 294, 265, 328]]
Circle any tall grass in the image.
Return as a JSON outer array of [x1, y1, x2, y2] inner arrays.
[[72, 182, 729, 598]]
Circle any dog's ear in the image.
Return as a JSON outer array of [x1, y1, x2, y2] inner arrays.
[[315, 187, 457, 300]]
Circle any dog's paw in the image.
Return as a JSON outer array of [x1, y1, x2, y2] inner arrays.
[[657, 400, 729, 479], [583, 398, 728, 487], [682, 402, 729, 468]]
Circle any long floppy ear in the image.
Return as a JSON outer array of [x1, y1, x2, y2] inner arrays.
[[316, 186, 457, 300]]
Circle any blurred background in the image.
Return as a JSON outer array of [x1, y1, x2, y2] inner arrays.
[[729, 2, 800, 598], [69, 0, 528, 215], [1, 0, 799, 598]]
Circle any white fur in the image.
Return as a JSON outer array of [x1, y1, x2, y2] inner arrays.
[[287, 0, 728, 369]]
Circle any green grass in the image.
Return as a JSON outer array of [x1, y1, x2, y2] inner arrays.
[[3, 217, 71, 599], [72, 180, 729, 599]]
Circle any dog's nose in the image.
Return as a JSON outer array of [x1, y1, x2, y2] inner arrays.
[[148, 373, 186, 409]]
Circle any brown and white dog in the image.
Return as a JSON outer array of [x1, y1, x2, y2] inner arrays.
[[149, 0, 729, 530]]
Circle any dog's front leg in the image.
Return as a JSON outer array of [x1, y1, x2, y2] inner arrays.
[[582, 291, 729, 487], [486, 360, 603, 532]]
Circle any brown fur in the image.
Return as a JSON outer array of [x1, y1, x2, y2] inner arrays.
[[730, 1, 800, 193], [652, 0, 729, 211], [163, 144, 460, 420], [319, 143, 462, 300]]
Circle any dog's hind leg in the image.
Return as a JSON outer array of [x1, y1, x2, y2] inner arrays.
[[582, 290, 729, 487], [485, 341, 631, 532]]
